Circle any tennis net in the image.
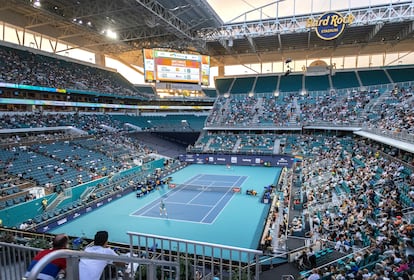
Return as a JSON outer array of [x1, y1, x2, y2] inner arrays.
[[168, 183, 241, 193]]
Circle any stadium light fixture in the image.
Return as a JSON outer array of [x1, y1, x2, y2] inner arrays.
[[33, 0, 41, 7], [105, 29, 118, 40], [169, 4, 190, 11], [273, 91, 279, 97]]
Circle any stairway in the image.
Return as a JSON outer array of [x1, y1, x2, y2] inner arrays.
[[365, 90, 391, 113], [252, 97, 264, 123], [46, 191, 71, 211], [204, 137, 215, 152], [232, 138, 242, 153], [273, 139, 281, 154], [287, 97, 301, 126]]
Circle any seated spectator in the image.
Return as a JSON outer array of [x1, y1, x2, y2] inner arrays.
[[79, 230, 125, 280], [246, 189, 257, 196], [25, 234, 69, 280], [307, 268, 320, 280]]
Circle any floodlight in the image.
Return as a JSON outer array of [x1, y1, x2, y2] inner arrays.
[[105, 29, 118, 40]]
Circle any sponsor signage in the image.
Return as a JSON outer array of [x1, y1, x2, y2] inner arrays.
[[307, 11, 354, 40], [179, 154, 295, 168], [36, 188, 131, 233], [57, 218, 67, 225]]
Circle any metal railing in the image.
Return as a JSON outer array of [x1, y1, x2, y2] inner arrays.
[[127, 231, 263, 280], [282, 275, 295, 280], [360, 127, 414, 143], [0, 241, 179, 280], [308, 245, 372, 275], [0, 241, 40, 280]]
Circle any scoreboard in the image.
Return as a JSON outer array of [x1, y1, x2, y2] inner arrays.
[[143, 49, 210, 86]]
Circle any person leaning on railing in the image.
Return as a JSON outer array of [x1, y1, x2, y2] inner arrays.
[[24, 234, 69, 280], [78, 230, 126, 280]]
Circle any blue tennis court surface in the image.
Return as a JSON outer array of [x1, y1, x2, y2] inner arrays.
[[131, 174, 247, 223], [50, 165, 281, 250]]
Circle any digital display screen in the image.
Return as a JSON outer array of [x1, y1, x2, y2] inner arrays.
[[143, 49, 210, 86]]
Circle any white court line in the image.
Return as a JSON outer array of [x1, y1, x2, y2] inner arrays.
[[132, 174, 248, 221], [200, 187, 233, 223], [198, 173, 240, 179], [165, 201, 214, 207], [182, 174, 204, 186], [128, 192, 168, 217], [206, 176, 249, 224], [186, 181, 215, 205], [233, 176, 248, 187]]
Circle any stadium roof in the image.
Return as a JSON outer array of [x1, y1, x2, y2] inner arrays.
[[354, 130, 414, 153], [1, 0, 414, 67]]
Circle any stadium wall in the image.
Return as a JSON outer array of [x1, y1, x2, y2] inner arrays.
[[0, 193, 56, 227], [179, 153, 295, 167], [0, 160, 166, 229], [36, 187, 134, 233]]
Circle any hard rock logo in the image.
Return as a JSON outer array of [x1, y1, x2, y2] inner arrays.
[[306, 12, 355, 40]]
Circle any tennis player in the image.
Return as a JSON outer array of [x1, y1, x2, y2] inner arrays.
[[159, 199, 167, 217]]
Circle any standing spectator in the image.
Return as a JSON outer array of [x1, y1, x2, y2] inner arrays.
[[307, 247, 317, 268], [79, 230, 125, 280], [25, 234, 69, 280], [42, 198, 48, 211]]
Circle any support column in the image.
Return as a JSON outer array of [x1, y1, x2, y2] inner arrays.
[[218, 65, 225, 77], [95, 53, 106, 67]]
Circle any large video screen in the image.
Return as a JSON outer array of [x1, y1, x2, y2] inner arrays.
[[143, 49, 210, 86]]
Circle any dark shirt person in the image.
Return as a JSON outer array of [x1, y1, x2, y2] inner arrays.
[[25, 234, 69, 280]]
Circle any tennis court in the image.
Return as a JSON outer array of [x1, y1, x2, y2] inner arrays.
[[132, 174, 247, 223], [50, 164, 281, 249]]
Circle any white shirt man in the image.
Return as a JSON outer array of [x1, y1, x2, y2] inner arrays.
[[79, 231, 124, 280], [307, 269, 320, 280]]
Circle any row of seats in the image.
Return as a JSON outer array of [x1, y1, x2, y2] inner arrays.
[[216, 67, 414, 94]]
